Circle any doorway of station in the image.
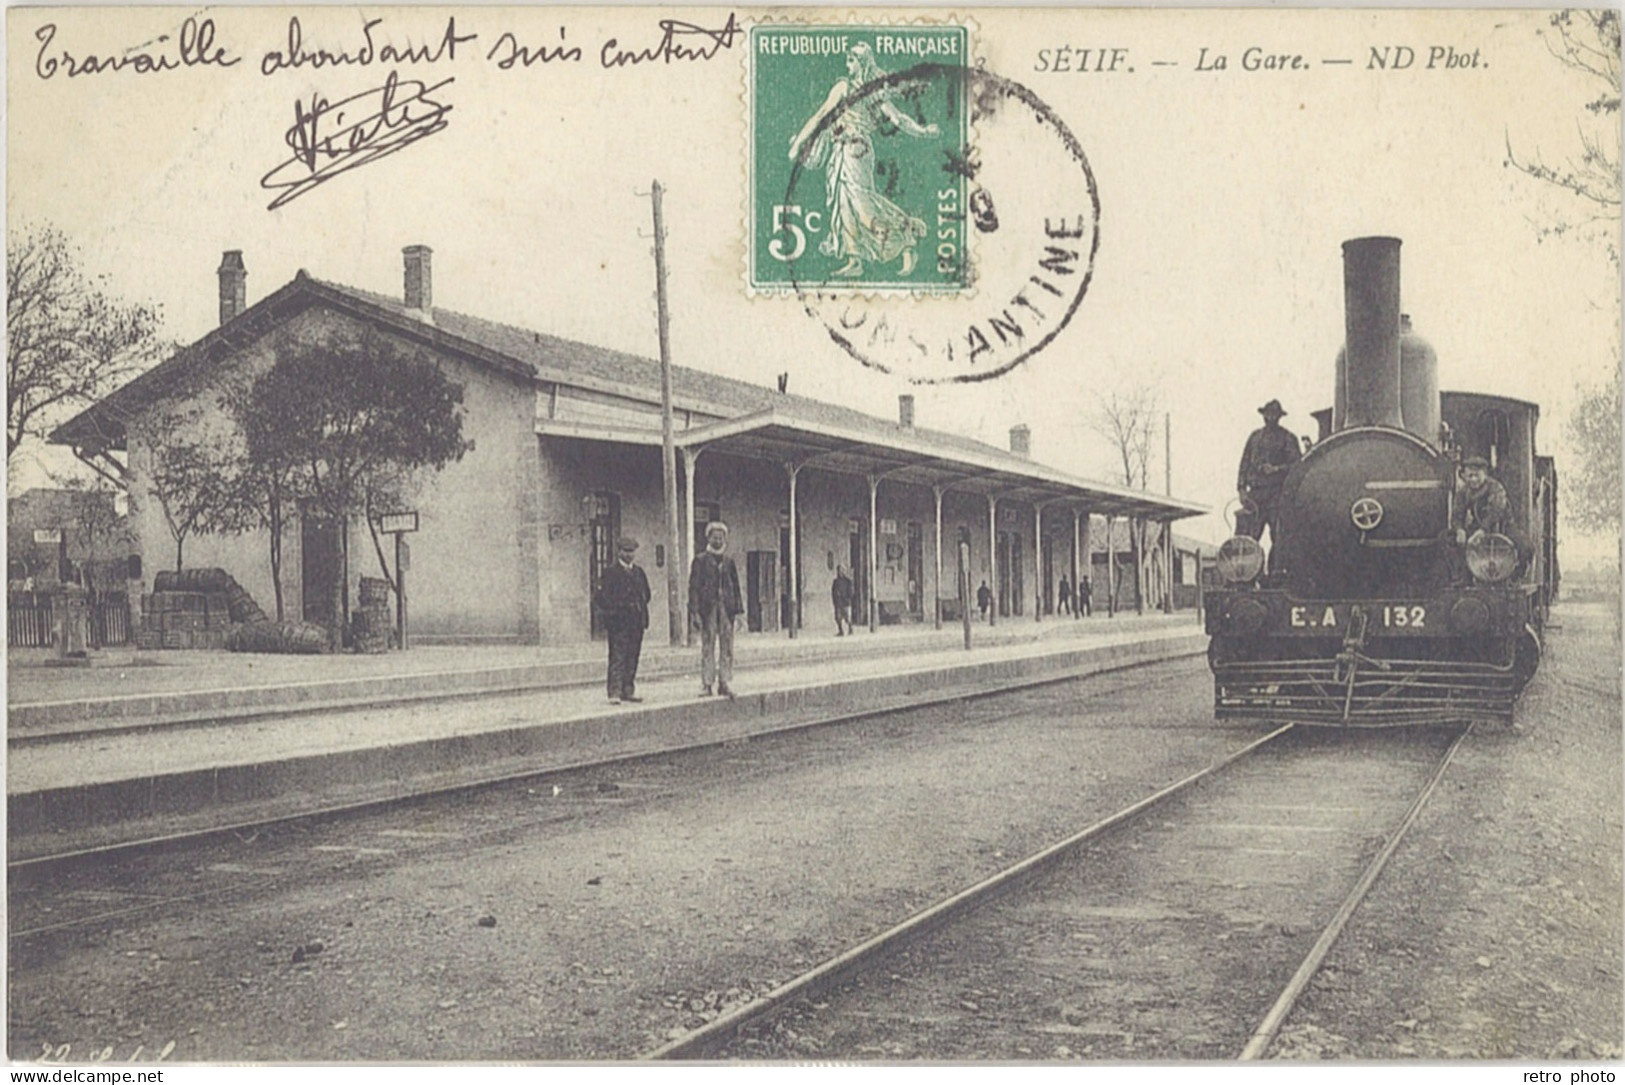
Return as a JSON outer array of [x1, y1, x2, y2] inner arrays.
[[586, 491, 621, 640], [300, 508, 342, 626], [847, 519, 868, 626], [906, 521, 923, 620], [778, 515, 801, 630], [996, 531, 1024, 617], [746, 550, 779, 633], [1041, 540, 1055, 615]]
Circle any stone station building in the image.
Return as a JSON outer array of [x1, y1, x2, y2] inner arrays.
[[52, 247, 1206, 646]]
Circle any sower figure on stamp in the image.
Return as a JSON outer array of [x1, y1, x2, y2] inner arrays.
[[688, 521, 742, 698], [788, 42, 937, 278], [832, 565, 854, 636], [1236, 399, 1301, 562], [596, 537, 650, 705]]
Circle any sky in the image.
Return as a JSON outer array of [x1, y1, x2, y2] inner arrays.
[[7, 6, 1620, 564]]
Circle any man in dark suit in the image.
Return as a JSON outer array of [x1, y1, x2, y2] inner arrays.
[[596, 536, 651, 704], [1237, 399, 1301, 553], [832, 565, 855, 635], [688, 521, 742, 698]]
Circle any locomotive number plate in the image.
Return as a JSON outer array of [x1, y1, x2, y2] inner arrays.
[[1285, 604, 1428, 632]]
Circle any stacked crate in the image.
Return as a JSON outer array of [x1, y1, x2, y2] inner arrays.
[[137, 590, 235, 650], [352, 577, 393, 654]]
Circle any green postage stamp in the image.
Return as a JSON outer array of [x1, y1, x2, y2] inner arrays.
[[748, 23, 971, 294]]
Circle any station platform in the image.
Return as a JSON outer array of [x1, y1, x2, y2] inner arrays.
[[8, 612, 1207, 860]]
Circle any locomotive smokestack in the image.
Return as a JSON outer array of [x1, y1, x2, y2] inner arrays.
[[1340, 237, 1404, 430]]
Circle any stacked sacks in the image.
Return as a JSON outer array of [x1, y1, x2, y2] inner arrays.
[[226, 621, 329, 654]]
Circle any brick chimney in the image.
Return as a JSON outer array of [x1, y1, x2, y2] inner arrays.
[[898, 394, 915, 428], [403, 245, 432, 313], [1009, 424, 1031, 457], [217, 251, 246, 325]]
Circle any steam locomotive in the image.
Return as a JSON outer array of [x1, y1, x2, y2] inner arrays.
[[1205, 237, 1559, 726]]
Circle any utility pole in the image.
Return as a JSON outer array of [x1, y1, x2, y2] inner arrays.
[[651, 181, 684, 646]]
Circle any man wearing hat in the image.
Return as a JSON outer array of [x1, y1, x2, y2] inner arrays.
[[1236, 399, 1301, 552], [688, 521, 742, 697], [596, 536, 651, 704], [1455, 454, 1512, 541]]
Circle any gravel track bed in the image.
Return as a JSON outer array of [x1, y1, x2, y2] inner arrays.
[[714, 726, 1460, 1060], [1271, 602, 1623, 1060], [10, 655, 1255, 1062]]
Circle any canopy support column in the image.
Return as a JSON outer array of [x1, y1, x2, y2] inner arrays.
[[868, 475, 880, 633], [680, 445, 703, 646], [1034, 502, 1046, 623], [1070, 508, 1081, 621], [987, 494, 998, 628], [932, 486, 944, 631], [1163, 520, 1176, 614], [786, 462, 802, 638], [1107, 515, 1117, 618]]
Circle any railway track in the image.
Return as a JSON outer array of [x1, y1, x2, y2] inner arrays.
[[647, 721, 1470, 1061], [8, 659, 1205, 942]]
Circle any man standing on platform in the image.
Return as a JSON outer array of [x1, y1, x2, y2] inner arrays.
[[832, 565, 855, 635], [596, 537, 651, 705], [689, 521, 742, 698]]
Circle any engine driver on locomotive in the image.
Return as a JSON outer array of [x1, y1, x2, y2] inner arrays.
[[1449, 453, 1527, 583], [1454, 454, 1511, 541], [1235, 399, 1302, 561]]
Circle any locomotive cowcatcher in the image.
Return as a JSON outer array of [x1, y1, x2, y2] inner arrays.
[[1205, 237, 1559, 726]]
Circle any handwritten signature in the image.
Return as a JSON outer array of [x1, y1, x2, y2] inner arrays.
[[260, 70, 452, 211], [600, 14, 741, 67]]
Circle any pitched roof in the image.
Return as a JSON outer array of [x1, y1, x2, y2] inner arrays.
[[313, 279, 1005, 461], [48, 269, 1206, 519]]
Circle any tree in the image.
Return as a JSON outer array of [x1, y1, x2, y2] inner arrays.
[[60, 475, 129, 596], [216, 379, 306, 622], [7, 224, 169, 468], [136, 406, 236, 573], [1092, 385, 1161, 614], [1505, 10, 1622, 260], [1566, 372, 1622, 536], [246, 324, 472, 648]]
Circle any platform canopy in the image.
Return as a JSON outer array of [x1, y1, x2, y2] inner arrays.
[[538, 406, 1207, 521]]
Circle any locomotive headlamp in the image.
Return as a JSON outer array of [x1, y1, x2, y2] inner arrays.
[[1217, 536, 1265, 583], [1465, 532, 1518, 583]]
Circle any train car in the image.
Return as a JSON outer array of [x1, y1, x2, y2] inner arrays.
[[1205, 236, 1559, 726]]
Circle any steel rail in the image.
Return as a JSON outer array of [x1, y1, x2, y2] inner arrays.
[[641, 722, 1297, 1061], [9, 655, 1201, 932], [1237, 722, 1473, 1060]]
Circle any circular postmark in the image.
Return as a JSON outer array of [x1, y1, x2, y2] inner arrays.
[[781, 62, 1100, 385]]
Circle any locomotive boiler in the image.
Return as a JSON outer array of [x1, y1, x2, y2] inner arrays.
[[1205, 236, 1559, 725]]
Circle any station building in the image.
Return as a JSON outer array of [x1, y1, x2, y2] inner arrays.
[[52, 247, 1206, 646]]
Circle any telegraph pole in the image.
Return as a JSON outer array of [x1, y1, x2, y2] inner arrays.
[[651, 181, 685, 646]]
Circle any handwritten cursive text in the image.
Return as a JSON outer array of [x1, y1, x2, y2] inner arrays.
[[260, 71, 454, 211], [600, 14, 742, 68], [260, 16, 476, 76], [34, 18, 239, 79]]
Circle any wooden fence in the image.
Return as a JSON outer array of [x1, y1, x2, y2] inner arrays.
[[8, 594, 132, 648]]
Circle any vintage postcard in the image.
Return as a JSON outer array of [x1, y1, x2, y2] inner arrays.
[[6, 5, 1621, 1072]]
